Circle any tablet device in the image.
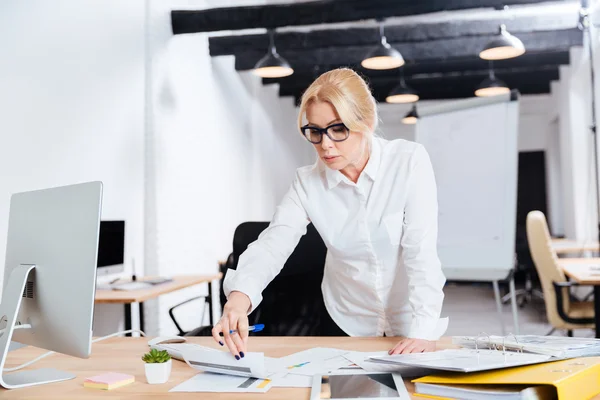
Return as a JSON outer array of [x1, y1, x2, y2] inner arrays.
[[310, 371, 410, 400]]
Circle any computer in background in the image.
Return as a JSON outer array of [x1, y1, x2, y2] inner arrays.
[[0, 181, 102, 389], [96, 220, 125, 284]]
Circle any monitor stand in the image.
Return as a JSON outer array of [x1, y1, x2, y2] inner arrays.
[[0, 264, 76, 389]]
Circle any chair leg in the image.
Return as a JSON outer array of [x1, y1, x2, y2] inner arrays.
[[567, 330, 573, 337], [546, 327, 557, 336]]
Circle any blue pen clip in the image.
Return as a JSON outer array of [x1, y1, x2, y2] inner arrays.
[[229, 324, 265, 334]]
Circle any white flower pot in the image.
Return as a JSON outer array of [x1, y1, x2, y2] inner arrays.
[[144, 359, 172, 384]]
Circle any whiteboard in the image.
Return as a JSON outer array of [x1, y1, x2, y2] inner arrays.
[[415, 95, 519, 281]]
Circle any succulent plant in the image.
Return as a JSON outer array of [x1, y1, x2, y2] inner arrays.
[[142, 348, 171, 364]]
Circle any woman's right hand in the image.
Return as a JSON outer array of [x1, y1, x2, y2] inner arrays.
[[212, 291, 252, 359]]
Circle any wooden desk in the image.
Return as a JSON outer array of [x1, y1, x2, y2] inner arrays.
[[2, 337, 457, 399], [552, 238, 599, 255], [560, 258, 600, 338], [95, 274, 222, 335]]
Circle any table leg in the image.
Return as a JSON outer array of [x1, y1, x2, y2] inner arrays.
[[139, 302, 145, 335], [595, 286, 600, 339], [208, 281, 214, 326], [125, 303, 132, 337]]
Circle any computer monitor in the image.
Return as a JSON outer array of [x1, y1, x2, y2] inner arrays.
[[0, 181, 102, 389], [97, 220, 125, 277]]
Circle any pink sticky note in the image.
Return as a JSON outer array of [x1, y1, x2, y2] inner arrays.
[[85, 372, 134, 384]]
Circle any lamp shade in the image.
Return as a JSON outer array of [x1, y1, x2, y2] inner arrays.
[[479, 24, 525, 60], [362, 44, 405, 70], [401, 105, 418, 124], [475, 73, 510, 97], [386, 78, 419, 103], [361, 24, 404, 70], [253, 29, 294, 78], [253, 51, 294, 78]]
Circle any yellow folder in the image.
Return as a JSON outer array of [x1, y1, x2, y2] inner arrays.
[[412, 356, 600, 400]]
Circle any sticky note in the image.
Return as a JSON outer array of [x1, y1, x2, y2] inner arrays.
[[84, 372, 135, 390]]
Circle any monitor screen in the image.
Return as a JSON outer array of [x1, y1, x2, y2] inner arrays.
[[97, 220, 124, 268]]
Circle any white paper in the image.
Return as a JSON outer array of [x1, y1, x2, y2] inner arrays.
[[169, 372, 272, 393], [182, 349, 267, 379], [345, 351, 400, 373], [271, 373, 313, 388], [344, 351, 435, 377], [266, 347, 349, 376], [264, 356, 286, 377], [290, 354, 356, 376]]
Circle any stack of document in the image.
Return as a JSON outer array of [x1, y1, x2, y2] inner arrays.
[[453, 335, 600, 358], [168, 346, 273, 393], [412, 356, 600, 400], [169, 346, 412, 393], [413, 383, 554, 400]]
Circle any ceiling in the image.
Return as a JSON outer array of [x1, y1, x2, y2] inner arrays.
[[171, 0, 584, 102]]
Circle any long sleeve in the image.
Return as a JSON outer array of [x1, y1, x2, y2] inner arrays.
[[401, 145, 446, 340], [223, 175, 310, 313]]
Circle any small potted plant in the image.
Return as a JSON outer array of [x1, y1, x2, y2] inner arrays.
[[142, 349, 172, 384]]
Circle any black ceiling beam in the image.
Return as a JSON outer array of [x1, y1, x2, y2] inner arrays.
[[277, 65, 560, 94], [209, 14, 578, 56], [282, 67, 559, 100], [262, 50, 570, 85], [172, 0, 557, 34], [233, 28, 581, 71], [291, 82, 551, 104]]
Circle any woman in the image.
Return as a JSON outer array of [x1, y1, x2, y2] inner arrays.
[[212, 68, 446, 359]]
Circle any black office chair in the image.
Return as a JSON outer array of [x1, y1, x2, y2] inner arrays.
[[169, 221, 328, 336]]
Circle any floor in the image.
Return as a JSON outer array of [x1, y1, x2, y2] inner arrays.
[[442, 281, 596, 338]]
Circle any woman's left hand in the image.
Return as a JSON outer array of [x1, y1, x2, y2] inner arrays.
[[389, 338, 435, 355]]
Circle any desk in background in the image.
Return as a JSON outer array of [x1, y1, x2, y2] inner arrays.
[[552, 238, 600, 255], [95, 274, 222, 335], [4, 336, 454, 399], [560, 258, 600, 338]]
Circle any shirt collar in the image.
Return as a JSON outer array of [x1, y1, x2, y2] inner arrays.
[[321, 137, 382, 190], [362, 137, 381, 181]]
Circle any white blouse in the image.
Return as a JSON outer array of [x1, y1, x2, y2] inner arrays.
[[223, 137, 446, 340]]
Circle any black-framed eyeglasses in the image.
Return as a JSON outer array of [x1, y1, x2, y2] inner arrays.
[[300, 123, 350, 144]]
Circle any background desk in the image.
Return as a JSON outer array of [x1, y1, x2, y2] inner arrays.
[[560, 258, 600, 338], [95, 274, 222, 335], [4, 336, 457, 399], [552, 238, 600, 255]]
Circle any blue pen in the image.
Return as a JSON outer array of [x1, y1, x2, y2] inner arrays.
[[229, 324, 265, 334]]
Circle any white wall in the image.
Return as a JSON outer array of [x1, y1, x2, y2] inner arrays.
[[0, 1, 146, 334], [146, 0, 314, 335], [551, 46, 598, 242]]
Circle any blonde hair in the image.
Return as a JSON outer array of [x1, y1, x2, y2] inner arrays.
[[297, 68, 378, 135]]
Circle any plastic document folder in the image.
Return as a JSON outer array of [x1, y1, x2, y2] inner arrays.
[[411, 356, 600, 400], [370, 349, 554, 373], [453, 335, 600, 358]]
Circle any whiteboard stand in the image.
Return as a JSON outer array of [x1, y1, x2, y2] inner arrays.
[[491, 281, 505, 335], [492, 268, 520, 336]]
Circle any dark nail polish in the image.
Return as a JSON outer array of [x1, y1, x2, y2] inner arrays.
[[235, 355, 240, 360], [240, 352, 245, 358], [219, 341, 224, 346]]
